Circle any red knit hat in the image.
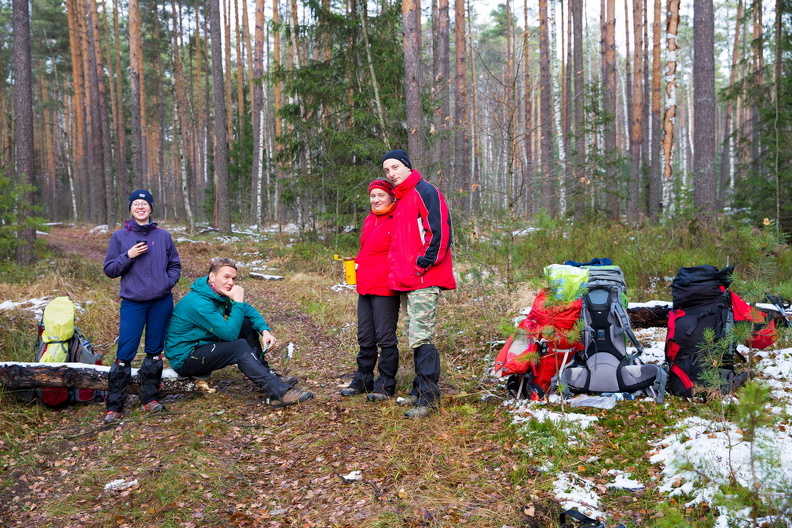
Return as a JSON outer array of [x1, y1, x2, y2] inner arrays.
[[369, 179, 395, 197]]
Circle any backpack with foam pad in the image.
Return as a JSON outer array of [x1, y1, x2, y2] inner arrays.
[[664, 265, 776, 397], [494, 265, 587, 400], [561, 264, 667, 402], [34, 297, 104, 407]]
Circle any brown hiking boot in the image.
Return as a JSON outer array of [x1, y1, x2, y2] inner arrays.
[[270, 389, 314, 409]]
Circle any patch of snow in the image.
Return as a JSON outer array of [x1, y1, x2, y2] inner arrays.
[[553, 472, 606, 520], [88, 225, 110, 234], [0, 297, 50, 316], [606, 470, 645, 491], [649, 412, 792, 526], [249, 273, 284, 281], [331, 283, 355, 292], [104, 479, 138, 492], [505, 399, 599, 430]]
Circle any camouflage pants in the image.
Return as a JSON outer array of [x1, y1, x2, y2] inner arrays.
[[401, 286, 440, 349]]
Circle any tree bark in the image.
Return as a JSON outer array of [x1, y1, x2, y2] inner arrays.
[[693, 0, 717, 214], [629, 0, 645, 219], [718, 0, 743, 211], [571, 0, 585, 219], [13, 0, 36, 266], [129, 0, 148, 185], [210, 0, 232, 232], [402, 0, 424, 167], [601, 0, 618, 218], [538, 0, 555, 213], [432, 0, 450, 187], [648, 0, 663, 219], [454, 0, 470, 213], [661, 0, 679, 211], [0, 363, 215, 395]]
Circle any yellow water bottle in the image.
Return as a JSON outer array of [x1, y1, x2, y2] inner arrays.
[[333, 255, 357, 285]]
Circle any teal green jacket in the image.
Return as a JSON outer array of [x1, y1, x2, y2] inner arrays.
[[165, 276, 270, 370]]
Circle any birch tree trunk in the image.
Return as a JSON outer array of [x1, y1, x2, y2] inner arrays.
[[661, 0, 680, 213]]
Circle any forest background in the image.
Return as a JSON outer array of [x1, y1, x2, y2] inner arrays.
[[0, 0, 790, 264]]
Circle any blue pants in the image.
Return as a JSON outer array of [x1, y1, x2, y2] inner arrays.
[[116, 294, 174, 362]]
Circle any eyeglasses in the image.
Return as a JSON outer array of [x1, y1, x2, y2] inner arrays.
[[131, 201, 150, 208]]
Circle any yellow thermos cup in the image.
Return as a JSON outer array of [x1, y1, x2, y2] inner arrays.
[[333, 255, 357, 285]]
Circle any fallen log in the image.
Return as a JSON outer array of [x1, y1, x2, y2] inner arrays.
[[0, 362, 214, 395], [626, 302, 790, 329], [627, 305, 672, 329]]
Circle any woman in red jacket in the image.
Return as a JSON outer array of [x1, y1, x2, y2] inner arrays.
[[341, 180, 401, 400]]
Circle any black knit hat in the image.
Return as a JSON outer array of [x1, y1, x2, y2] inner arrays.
[[128, 189, 154, 210], [381, 149, 412, 170]]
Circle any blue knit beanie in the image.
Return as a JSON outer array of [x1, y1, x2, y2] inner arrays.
[[128, 189, 154, 210], [381, 149, 412, 170]]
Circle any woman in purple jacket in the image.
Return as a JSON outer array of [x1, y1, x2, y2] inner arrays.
[[102, 190, 181, 424]]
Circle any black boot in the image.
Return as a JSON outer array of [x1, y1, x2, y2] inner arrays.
[[372, 346, 399, 396], [106, 359, 132, 413], [138, 353, 164, 411]]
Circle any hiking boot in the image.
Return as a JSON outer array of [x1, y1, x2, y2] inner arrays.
[[404, 405, 433, 419], [340, 387, 362, 397], [396, 395, 418, 407], [270, 389, 314, 409], [366, 393, 390, 402], [104, 411, 123, 425], [141, 400, 166, 413], [281, 375, 299, 387]]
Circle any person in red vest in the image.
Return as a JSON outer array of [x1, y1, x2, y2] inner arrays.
[[381, 150, 456, 418], [340, 179, 401, 400]]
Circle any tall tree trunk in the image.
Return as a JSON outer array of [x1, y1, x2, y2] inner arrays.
[[129, 0, 147, 185], [173, 0, 195, 232], [87, 0, 114, 225], [601, 0, 618, 218], [661, 0, 679, 213], [693, 0, 717, 214], [66, 0, 87, 220], [629, 0, 645, 218], [538, 0, 554, 213], [648, 0, 663, 219], [718, 0, 743, 210], [223, 0, 234, 140], [210, 0, 232, 232], [523, 0, 535, 216], [454, 0, 470, 213], [109, 0, 128, 196], [750, 0, 764, 176], [432, 0, 450, 187], [402, 0, 424, 166], [13, 0, 36, 265], [571, 0, 585, 219], [252, 0, 266, 225]]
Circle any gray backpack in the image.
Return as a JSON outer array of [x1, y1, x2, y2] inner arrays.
[[560, 265, 667, 402]]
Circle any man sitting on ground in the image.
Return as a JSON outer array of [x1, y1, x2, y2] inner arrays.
[[165, 257, 313, 409]]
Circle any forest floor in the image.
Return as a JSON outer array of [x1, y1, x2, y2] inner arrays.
[[2, 224, 790, 528]]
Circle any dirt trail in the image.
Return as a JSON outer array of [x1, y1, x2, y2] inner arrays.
[[1, 225, 537, 528]]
